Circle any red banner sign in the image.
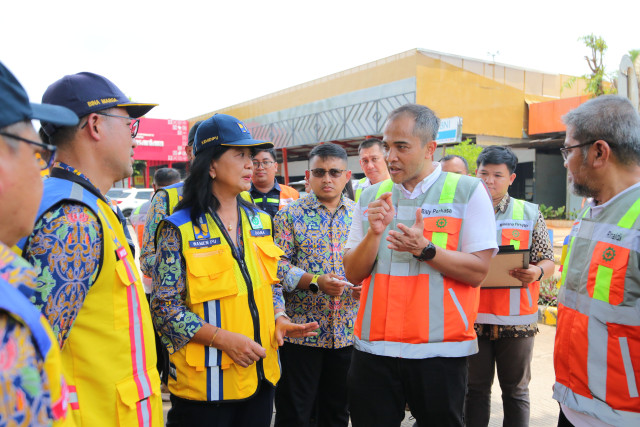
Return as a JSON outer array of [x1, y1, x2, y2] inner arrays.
[[133, 118, 188, 162]]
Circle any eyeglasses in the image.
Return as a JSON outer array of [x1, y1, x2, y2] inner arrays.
[[560, 140, 597, 160], [310, 168, 348, 178], [252, 160, 275, 169], [0, 131, 57, 170], [81, 112, 140, 138]]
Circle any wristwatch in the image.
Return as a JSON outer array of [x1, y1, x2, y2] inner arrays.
[[309, 274, 320, 293], [413, 241, 437, 262]]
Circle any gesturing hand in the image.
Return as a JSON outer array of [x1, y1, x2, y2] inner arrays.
[[318, 273, 349, 296], [386, 208, 429, 256], [214, 328, 266, 368], [367, 192, 395, 235], [274, 317, 319, 346]]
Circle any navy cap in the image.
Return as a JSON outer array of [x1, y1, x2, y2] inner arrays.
[[188, 120, 203, 146], [41, 72, 157, 136], [194, 114, 273, 157], [0, 61, 78, 130]]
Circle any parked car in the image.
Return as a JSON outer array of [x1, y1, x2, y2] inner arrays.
[[106, 188, 154, 217]]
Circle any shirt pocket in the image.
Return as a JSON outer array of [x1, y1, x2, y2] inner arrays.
[[184, 247, 238, 304], [423, 216, 462, 251], [115, 368, 160, 424], [253, 238, 285, 285], [114, 258, 141, 330]]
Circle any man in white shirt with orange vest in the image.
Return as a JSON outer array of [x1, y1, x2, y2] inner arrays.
[[555, 95, 640, 427], [343, 103, 497, 427]]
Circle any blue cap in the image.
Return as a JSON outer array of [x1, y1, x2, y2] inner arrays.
[[0, 61, 78, 130], [194, 114, 273, 156], [41, 72, 157, 136]]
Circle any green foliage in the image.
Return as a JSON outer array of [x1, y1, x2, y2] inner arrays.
[[538, 276, 560, 307], [539, 204, 567, 219], [443, 139, 483, 175], [629, 49, 640, 64], [564, 34, 617, 96]]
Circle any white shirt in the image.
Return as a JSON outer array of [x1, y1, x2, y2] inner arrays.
[[345, 162, 497, 255]]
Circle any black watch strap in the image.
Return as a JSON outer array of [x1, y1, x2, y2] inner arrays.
[[413, 241, 437, 262]]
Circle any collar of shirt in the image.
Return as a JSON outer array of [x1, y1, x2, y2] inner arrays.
[[395, 162, 442, 200], [588, 180, 640, 218], [250, 179, 281, 195], [304, 191, 348, 212], [496, 192, 511, 214]]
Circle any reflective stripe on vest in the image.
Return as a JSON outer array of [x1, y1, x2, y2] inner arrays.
[[354, 173, 481, 358], [23, 178, 162, 426], [162, 206, 282, 401], [553, 189, 640, 426], [476, 198, 540, 325], [354, 177, 368, 202], [278, 185, 299, 210]]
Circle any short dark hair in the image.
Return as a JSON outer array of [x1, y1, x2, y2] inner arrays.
[[476, 146, 518, 174], [358, 138, 384, 153], [154, 167, 181, 188], [308, 142, 348, 165], [562, 95, 640, 165], [253, 148, 277, 162], [386, 104, 440, 146], [188, 120, 203, 147], [440, 154, 469, 172]]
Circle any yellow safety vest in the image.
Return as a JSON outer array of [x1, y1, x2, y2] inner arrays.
[[19, 178, 162, 427], [162, 205, 283, 401]]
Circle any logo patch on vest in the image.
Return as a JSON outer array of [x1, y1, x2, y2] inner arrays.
[[436, 218, 447, 228], [602, 247, 616, 262], [250, 229, 271, 237], [189, 238, 221, 248], [250, 214, 263, 229], [512, 230, 520, 238]]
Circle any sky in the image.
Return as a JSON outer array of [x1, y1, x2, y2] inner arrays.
[[2, 0, 638, 121]]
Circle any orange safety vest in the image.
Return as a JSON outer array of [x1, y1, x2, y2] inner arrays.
[[354, 173, 481, 358], [553, 187, 640, 425], [278, 184, 299, 210], [476, 198, 541, 325]]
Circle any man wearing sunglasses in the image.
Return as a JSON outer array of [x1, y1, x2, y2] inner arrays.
[[0, 61, 78, 424], [553, 96, 640, 427], [343, 104, 497, 427], [250, 148, 299, 218], [272, 143, 358, 427], [16, 72, 163, 426]]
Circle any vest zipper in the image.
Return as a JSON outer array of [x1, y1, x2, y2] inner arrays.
[[211, 209, 265, 382]]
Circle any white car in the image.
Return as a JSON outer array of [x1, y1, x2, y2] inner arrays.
[[106, 188, 154, 217]]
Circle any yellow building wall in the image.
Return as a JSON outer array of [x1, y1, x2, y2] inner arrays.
[[190, 49, 589, 140]]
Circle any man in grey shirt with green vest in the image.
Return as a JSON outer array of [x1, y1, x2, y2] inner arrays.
[[353, 138, 390, 202], [343, 103, 497, 426]]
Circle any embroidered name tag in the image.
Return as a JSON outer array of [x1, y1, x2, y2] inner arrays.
[[189, 238, 221, 248], [250, 229, 271, 237]]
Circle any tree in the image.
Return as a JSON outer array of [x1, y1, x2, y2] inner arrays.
[[564, 34, 617, 96], [629, 49, 640, 64], [443, 139, 483, 175]]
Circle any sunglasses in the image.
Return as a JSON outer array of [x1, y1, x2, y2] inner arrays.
[[310, 168, 348, 178]]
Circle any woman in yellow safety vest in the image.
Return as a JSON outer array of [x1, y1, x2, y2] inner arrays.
[[151, 114, 318, 427]]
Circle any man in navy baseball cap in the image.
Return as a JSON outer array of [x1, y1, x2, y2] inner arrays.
[[16, 71, 163, 426], [0, 61, 78, 424]]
